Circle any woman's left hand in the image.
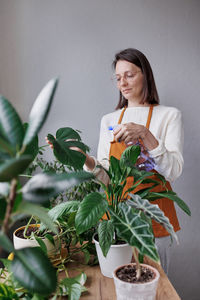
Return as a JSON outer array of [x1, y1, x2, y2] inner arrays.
[[113, 122, 159, 151], [113, 123, 146, 144]]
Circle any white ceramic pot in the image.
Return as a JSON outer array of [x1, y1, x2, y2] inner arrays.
[[113, 263, 160, 300], [13, 224, 61, 256], [93, 235, 132, 278]]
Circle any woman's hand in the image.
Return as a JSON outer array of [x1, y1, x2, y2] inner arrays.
[[113, 122, 159, 151]]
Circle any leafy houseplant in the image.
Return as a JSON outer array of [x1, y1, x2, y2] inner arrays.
[[0, 79, 94, 298], [72, 144, 191, 279]]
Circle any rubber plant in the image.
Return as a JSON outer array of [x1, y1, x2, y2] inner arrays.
[[0, 79, 94, 298]]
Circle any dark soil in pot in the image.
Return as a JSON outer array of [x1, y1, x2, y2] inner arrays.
[[15, 226, 55, 239], [116, 264, 155, 283], [93, 233, 126, 245]]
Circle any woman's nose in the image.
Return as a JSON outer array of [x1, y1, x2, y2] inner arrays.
[[120, 77, 128, 86]]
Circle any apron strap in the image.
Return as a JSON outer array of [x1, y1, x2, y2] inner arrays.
[[146, 105, 154, 129], [118, 106, 127, 124]]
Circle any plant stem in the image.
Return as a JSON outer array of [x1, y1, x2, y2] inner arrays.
[[23, 216, 34, 238], [132, 247, 141, 281], [2, 179, 17, 235]]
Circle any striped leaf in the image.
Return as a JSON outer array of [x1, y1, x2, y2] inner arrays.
[[109, 203, 159, 262], [127, 194, 178, 243]]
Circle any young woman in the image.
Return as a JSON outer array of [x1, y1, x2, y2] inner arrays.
[[83, 48, 184, 274]]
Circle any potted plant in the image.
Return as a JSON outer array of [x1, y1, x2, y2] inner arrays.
[[46, 138, 190, 284], [72, 145, 190, 298], [0, 79, 94, 298]]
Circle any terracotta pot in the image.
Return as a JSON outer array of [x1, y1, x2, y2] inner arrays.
[[13, 224, 61, 256], [93, 235, 132, 278], [113, 263, 160, 300]]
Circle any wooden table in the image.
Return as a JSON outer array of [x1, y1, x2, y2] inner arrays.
[[62, 254, 181, 300]]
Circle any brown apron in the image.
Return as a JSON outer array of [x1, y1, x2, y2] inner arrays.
[[109, 105, 180, 238]]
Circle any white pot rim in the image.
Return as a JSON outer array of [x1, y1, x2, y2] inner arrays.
[[93, 233, 130, 248], [113, 263, 160, 286], [13, 224, 41, 240]]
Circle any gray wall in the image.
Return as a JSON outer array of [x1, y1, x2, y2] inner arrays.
[[0, 0, 199, 299]]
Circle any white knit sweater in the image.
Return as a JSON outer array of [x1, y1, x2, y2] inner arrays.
[[84, 105, 184, 185]]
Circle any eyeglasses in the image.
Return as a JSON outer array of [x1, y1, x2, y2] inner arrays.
[[112, 71, 141, 85]]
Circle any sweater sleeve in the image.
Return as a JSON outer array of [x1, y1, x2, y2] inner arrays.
[[83, 115, 111, 185], [148, 109, 184, 182]]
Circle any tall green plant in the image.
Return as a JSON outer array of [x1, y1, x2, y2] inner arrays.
[[0, 79, 93, 297]]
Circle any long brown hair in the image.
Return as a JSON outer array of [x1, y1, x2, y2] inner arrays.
[[112, 48, 160, 109]]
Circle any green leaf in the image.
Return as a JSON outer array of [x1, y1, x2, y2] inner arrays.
[[127, 195, 178, 243], [47, 201, 79, 221], [0, 155, 33, 182], [22, 123, 39, 159], [59, 273, 87, 298], [22, 171, 94, 204], [98, 220, 114, 257], [47, 127, 90, 170], [120, 145, 141, 169], [109, 156, 122, 184], [23, 79, 58, 146], [0, 96, 24, 152], [0, 136, 15, 157], [17, 202, 58, 234], [34, 236, 47, 253], [0, 283, 19, 299], [109, 203, 159, 262], [147, 191, 191, 216], [75, 192, 108, 234], [0, 231, 15, 253], [12, 247, 57, 295], [44, 233, 55, 246]]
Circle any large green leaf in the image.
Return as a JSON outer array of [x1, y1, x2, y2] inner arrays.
[[98, 220, 114, 257], [23, 79, 58, 146], [109, 203, 159, 262], [147, 191, 191, 216], [12, 247, 57, 295], [22, 171, 94, 204], [127, 195, 178, 243], [17, 202, 58, 234], [75, 192, 108, 234], [47, 127, 90, 170], [22, 123, 39, 159], [0, 96, 24, 152], [0, 155, 33, 182], [0, 231, 15, 253]]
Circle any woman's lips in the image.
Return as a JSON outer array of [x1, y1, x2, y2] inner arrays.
[[122, 88, 132, 94]]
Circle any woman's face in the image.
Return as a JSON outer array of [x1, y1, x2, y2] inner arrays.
[[115, 60, 144, 106]]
